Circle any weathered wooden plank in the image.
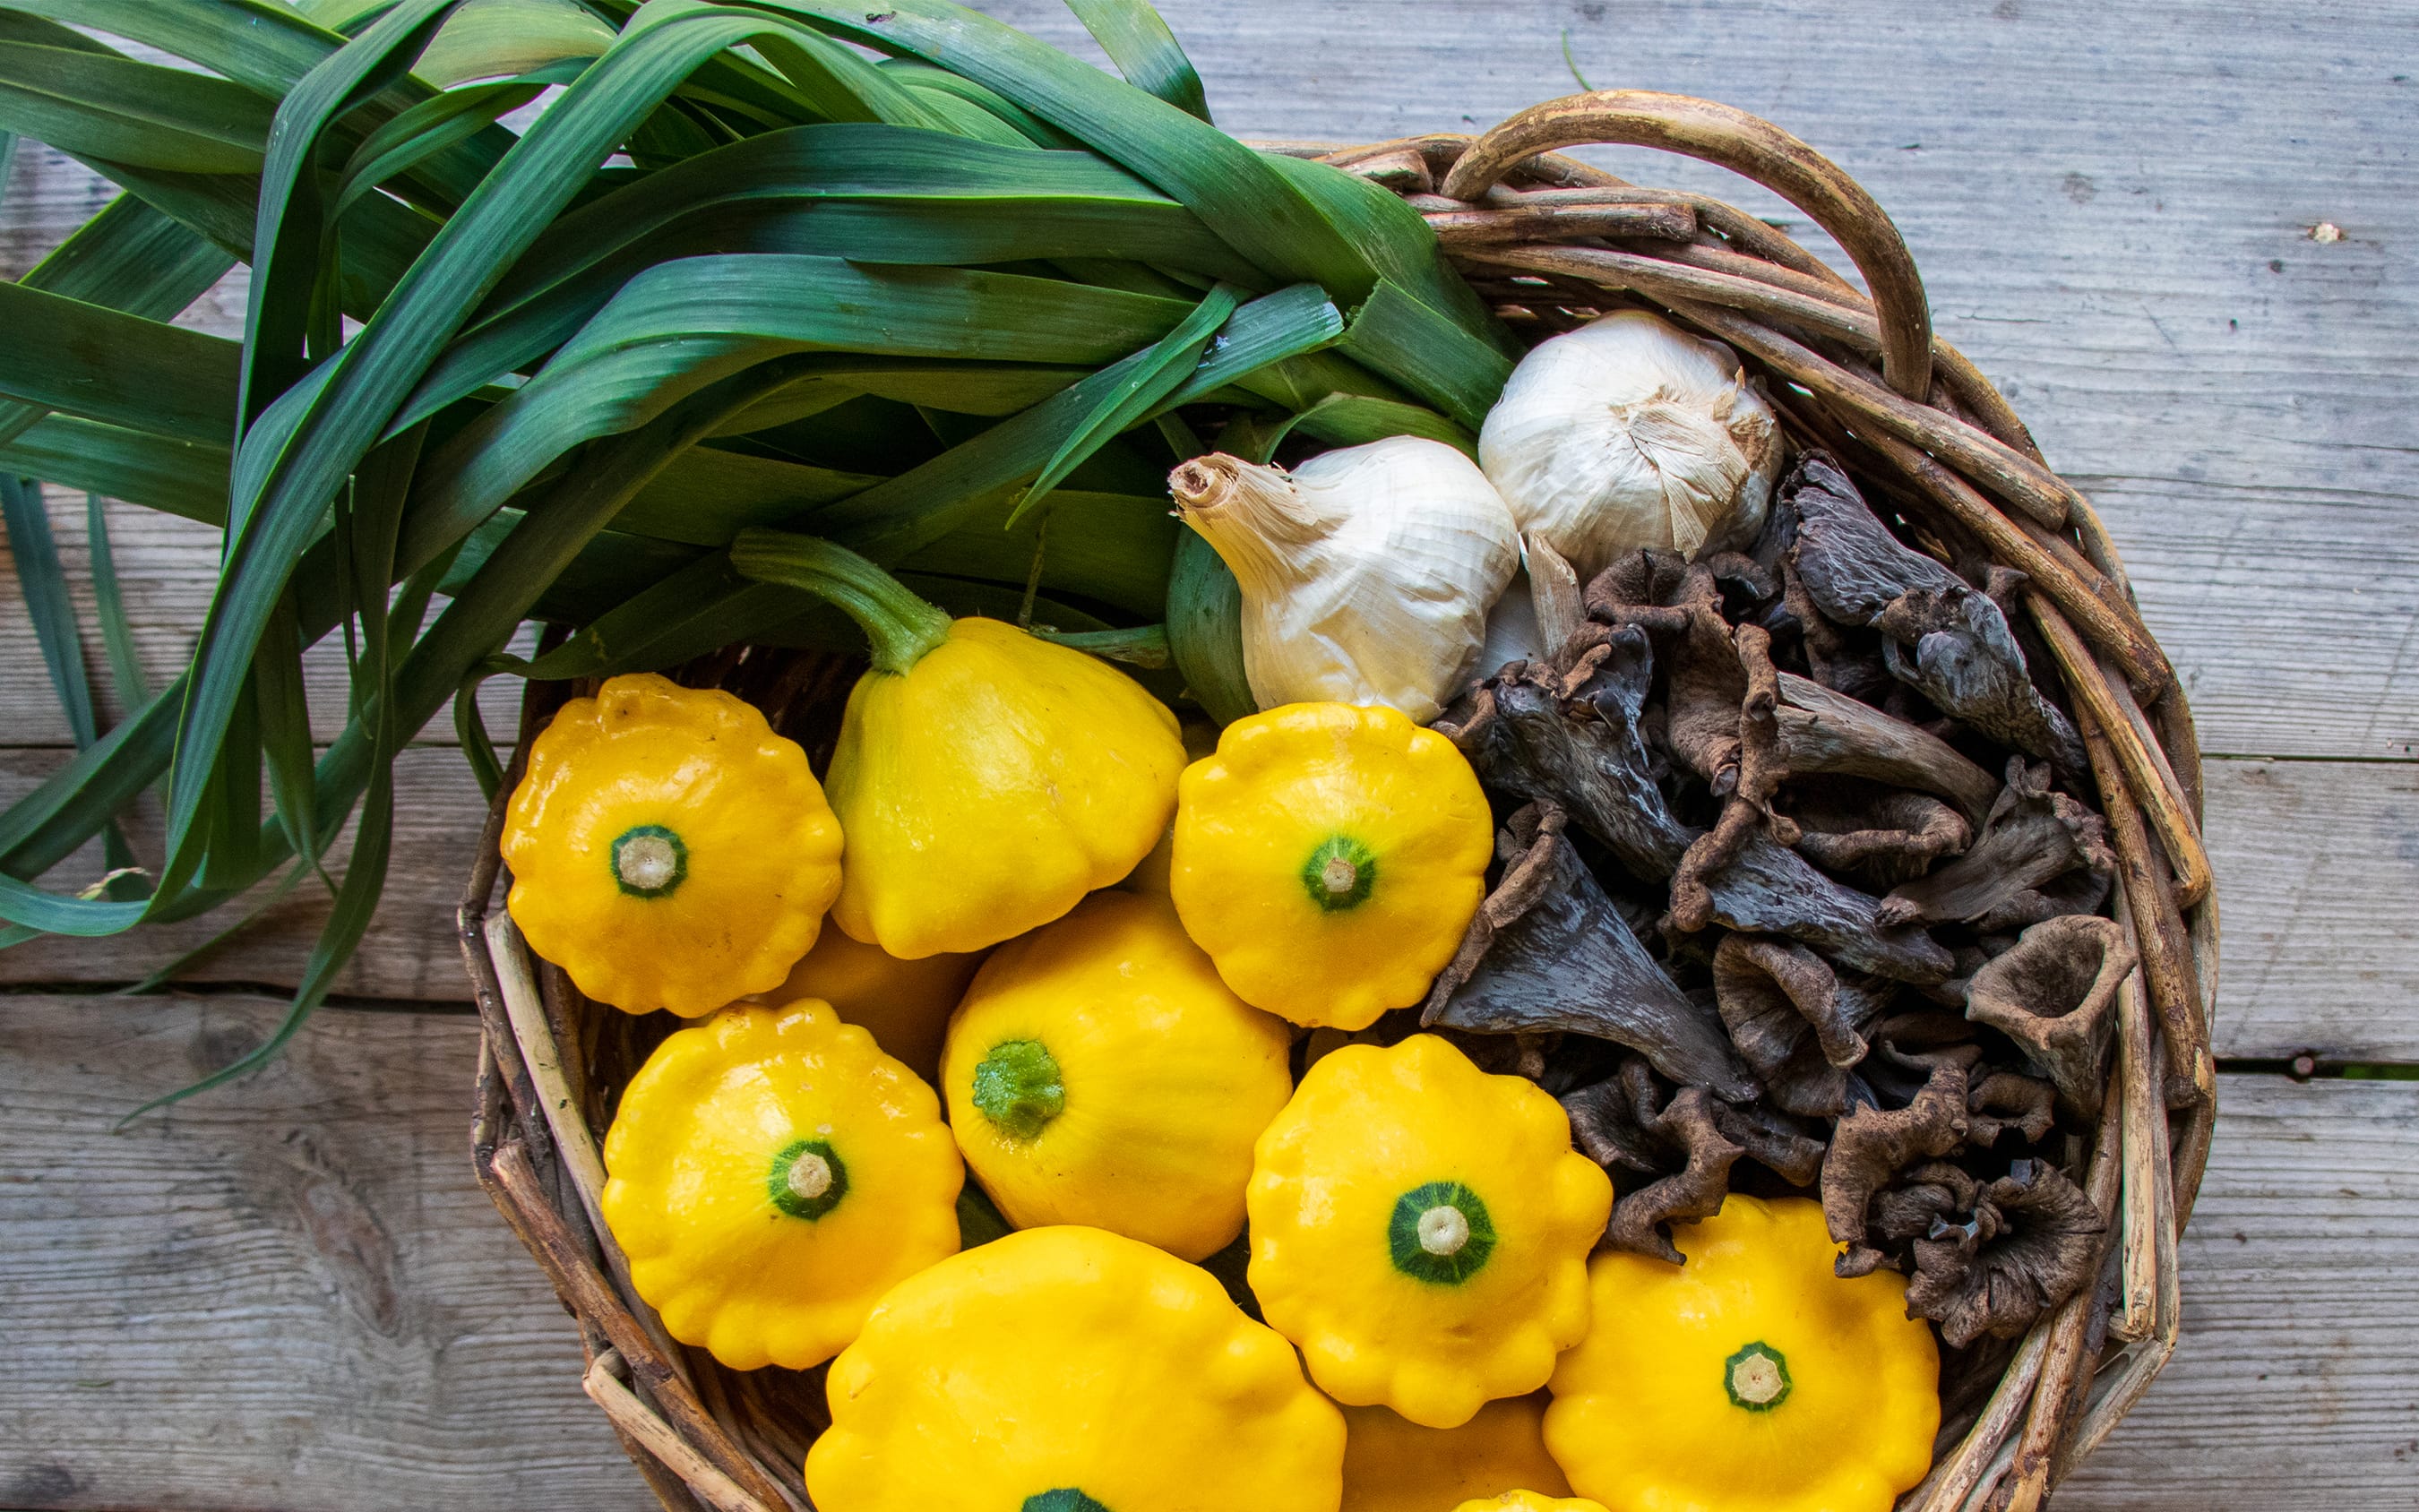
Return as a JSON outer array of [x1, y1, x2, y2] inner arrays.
[[0, 994, 647, 1512], [2199, 756, 2419, 1064], [2, 994, 2407, 1508], [0, 744, 492, 1003], [2, 1, 2415, 760], [0, 489, 529, 748], [4, 745, 2404, 1061], [2060, 1074, 2419, 1508]]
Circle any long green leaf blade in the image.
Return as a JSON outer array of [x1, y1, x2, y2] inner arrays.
[[1, 475, 99, 746], [0, 282, 238, 443], [1012, 280, 1236, 523], [1062, 0, 1209, 120], [1337, 279, 1515, 432], [0, 41, 276, 174]]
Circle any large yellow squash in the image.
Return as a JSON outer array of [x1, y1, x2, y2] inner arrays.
[[1248, 1034, 1612, 1428], [733, 529, 1184, 960], [1545, 1196, 1941, 1512], [805, 1224, 1346, 1512], [941, 890, 1294, 1261], [755, 926, 984, 1083], [599, 1001, 962, 1371], [502, 674, 842, 1015], [1171, 701, 1492, 1029], [1341, 1395, 1574, 1512]]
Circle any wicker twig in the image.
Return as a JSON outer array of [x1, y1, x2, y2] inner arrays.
[[584, 1352, 774, 1512], [1437, 91, 1936, 398], [465, 92, 2208, 1509]]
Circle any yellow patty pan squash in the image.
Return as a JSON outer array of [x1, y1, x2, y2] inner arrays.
[[600, 1001, 962, 1371], [1341, 1395, 1573, 1512], [942, 890, 1294, 1261], [732, 529, 1184, 959], [1545, 1196, 1941, 1512], [754, 926, 984, 1084], [1453, 1497, 1609, 1512], [1171, 701, 1492, 1029], [1248, 1034, 1613, 1427], [806, 1224, 1346, 1512], [503, 674, 842, 1015]]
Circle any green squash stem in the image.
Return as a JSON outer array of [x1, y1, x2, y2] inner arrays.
[[730, 528, 951, 674]]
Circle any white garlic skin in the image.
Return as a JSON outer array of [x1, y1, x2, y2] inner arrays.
[[1478, 309, 1782, 580], [1171, 436, 1519, 725]]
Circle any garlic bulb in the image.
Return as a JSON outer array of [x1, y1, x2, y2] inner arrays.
[[1478, 309, 1782, 579], [1169, 437, 1519, 725]]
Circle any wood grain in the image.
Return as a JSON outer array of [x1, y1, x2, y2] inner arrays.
[[2, 994, 2406, 1509], [0, 745, 492, 1003], [2059, 1075, 2419, 1508], [0, 994, 645, 1512]]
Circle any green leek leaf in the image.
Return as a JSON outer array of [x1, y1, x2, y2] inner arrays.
[[1061, 0, 1209, 121], [1011, 280, 1238, 524], [0, 41, 275, 174]]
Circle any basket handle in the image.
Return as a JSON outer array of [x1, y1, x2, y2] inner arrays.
[[1439, 90, 1934, 401]]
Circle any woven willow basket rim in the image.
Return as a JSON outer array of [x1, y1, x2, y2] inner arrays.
[[461, 90, 2218, 1512]]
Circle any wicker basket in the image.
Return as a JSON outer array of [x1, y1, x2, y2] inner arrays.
[[461, 91, 2217, 1512]]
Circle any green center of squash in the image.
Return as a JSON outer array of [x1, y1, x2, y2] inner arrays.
[[1725, 1341, 1792, 1411], [610, 823, 688, 898], [972, 1039, 1066, 1142], [1387, 1181, 1495, 1284], [767, 1138, 848, 1221], [1022, 1492, 1111, 1512], [1300, 834, 1377, 912]]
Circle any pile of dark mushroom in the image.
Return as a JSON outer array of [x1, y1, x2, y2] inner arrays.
[[1345, 451, 2129, 1376]]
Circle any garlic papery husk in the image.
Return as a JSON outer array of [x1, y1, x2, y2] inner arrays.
[[1169, 437, 1519, 725], [1477, 309, 1782, 579], [1475, 533, 1588, 684]]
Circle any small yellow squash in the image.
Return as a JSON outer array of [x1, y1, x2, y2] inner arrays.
[[503, 673, 842, 1015], [757, 926, 984, 1084], [599, 1001, 961, 1371], [1452, 1496, 1610, 1512], [1172, 701, 1493, 1029], [1341, 1395, 1574, 1512], [942, 890, 1294, 1261], [805, 1224, 1346, 1512], [733, 529, 1185, 959], [1545, 1195, 1941, 1512], [1248, 1034, 1613, 1427]]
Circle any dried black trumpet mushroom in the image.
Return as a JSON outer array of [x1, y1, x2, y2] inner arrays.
[[1692, 837, 1957, 985], [1781, 558, 1895, 703], [1856, 1010, 1988, 1106], [1967, 1070, 2059, 1146], [1772, 673, 2001, 829], [1710, 1098, 1829, 1187], [1903, 1158, 2103, 1347], [1823, 1061, 1972, 1277], [1562, 1059, 1744, 1264], [1710, 934, 1893, 1118], [1785, 779, 1972, 889], [1782, 451, 2087, 776], [1442, 633, 1693, 882], [1583, 557, 1801, 932], [1450, 627, 1954, 986], [1965, 914, 2138, 1121], [1424, 803, 1758, 1102], [1880, 758, 2114, 930]]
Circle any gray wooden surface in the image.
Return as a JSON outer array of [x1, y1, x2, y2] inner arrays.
[[2, 0, 2415, 1507]]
